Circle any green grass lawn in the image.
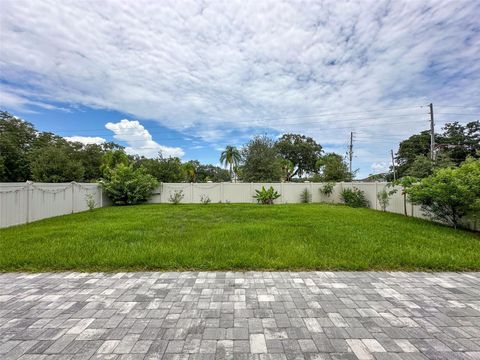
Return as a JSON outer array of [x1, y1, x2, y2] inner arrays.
[[0, 204, 479, 272]]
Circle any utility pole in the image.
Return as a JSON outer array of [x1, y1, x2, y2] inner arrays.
[[391, 149, 396, 181], [429, 103, 435, 160], [348, 132, 353, 174]]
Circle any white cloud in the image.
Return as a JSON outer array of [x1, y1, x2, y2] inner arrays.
[[0, 0, 479, 176], [64, 136, 106, 145], [371, 162, 389, 174], [105, 119, 184, 158]]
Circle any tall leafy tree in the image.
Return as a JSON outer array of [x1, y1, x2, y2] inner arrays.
[[395, 131, 433, 178], [394, 121, 479, 178], [275, 134, 322, 181], [183, 160, 199, 182], [315, 153, 352, 182], [440, 121, 480, 166], [100, 149, 130, 178], [0, 111, 36, 181], [196, 164, 230, 182], [137, 155, 185, 182], [30, 145, 85, 182], [240, 136, 282, 182], [219, 145, 241, 181]]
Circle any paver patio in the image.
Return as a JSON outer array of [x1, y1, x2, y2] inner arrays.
[[1, 272, 480, 360]]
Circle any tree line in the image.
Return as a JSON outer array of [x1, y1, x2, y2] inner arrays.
[[0, 111, 352, 183], [1, 110, 478, 184]]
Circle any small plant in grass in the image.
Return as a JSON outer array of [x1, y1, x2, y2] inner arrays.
[[169, 190, 184, 205], [341, 187, 369, 208], [254, 186, 281, 205], [300, 188, 312, 203], [376, 188, 395, 211], [85, 193, 96, 210], [200, 194, 211, 205]]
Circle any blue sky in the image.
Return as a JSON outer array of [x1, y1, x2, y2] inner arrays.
[[1, 0, 479, 177]]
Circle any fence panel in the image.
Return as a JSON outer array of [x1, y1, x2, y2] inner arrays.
[[0, 182, 103, 228]]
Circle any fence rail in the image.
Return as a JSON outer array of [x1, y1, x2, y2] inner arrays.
[[1, 181, 477, 231]]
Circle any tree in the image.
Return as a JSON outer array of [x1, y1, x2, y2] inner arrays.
[[405, 155, 434, 178], [240, 136, 282, 182], [196, 164, 230, 182], [75, 143, 110, 181], [30, 145, 85, 182], [407, 157, 480, 228], [183, 160, 198, 182], [439, 121, 480, 166], [137, 155, 185, 182], [392, 176, 418, 216], [393, 121, 479, 178], [275, 134, 322, 181], [100, 163, 158, 205], [100, 149, 130, 178], [0, 111, 36, 181], [220, 145, 241, 181], [315, 153, 352, 181], [395, 131, 433, 177]]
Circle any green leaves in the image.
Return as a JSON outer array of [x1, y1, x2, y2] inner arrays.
[[340, 187, 369, 208], [100, 163, 158, 205], [254, 186, 281, 205], [407, 157, 480, 228]]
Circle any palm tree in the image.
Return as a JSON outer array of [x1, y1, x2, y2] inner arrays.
[[220, 145, 241, 182]]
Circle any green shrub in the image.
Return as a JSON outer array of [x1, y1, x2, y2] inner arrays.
[[254, 186, 281, 205], [300, 188, 312, 203], [340, 187, 369, 208], [200, 194, 211, 205], [407, 157, 480, 228], [376, 189, 390, 211], [169, 190, 184, 205], [85, 193, 96, 210], [320, 182, 335, 197], [101, 164, 158, 205]]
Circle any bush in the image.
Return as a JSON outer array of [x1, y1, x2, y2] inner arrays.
[[407, 157, 480, 228], [254, 186, 281, 205], [169, 190, 184, 205], [376, 188, 391, 211], [200, 194, 211, 205], [340, 187, 369, 208], [320, 182, 335, 197], [300, 188, 312, 203], [85, 193, 96, 210], [101, 164, 158, 205]]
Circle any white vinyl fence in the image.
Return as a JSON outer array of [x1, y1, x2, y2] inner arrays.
[[1, 181, 478, 231], [153, 182, 418, 215], [0, 182, 105, 228]]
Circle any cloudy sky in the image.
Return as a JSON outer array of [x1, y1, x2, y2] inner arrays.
[[1, 0, 479, 177]]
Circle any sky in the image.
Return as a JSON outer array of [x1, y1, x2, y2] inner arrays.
[[0, 0, 479, 178]]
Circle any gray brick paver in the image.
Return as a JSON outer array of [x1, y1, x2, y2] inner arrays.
[[1, 272, 479, 359]]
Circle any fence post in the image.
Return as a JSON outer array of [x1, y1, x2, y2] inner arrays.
[[71, 182, 75, 213], [26, 181, 32, 224], [281, 182, 284, 203], [221, 182, 224, 203], [374, 182, 378, 210], [99, 184, 103, 208]]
